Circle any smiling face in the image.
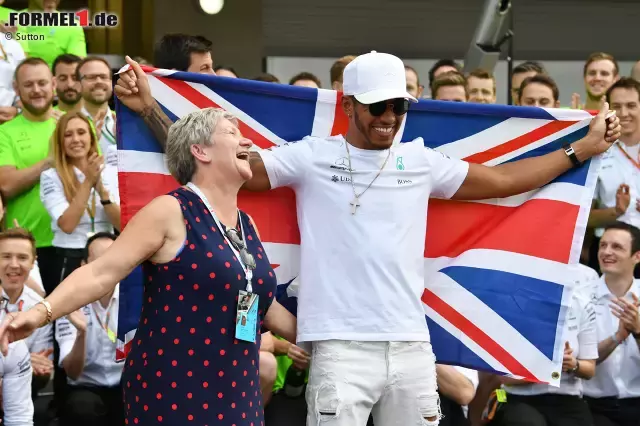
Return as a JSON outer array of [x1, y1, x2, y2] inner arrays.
[[585, 59, 618, 99], [198, 118, 254, 182], [0, 238, 34, 293], [609, 87, 640, 138], [15, 63, 55, 116], [63, 117, 92, 160], [79, 60, 112, 106], [343, 97, 406, 150], [598, 229, 640, 276]]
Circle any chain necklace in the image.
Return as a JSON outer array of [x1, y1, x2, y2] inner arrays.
[[345, 140, 391, 215]]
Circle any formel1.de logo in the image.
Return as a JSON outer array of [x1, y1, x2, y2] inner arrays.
[[8, 9, 118, 28]]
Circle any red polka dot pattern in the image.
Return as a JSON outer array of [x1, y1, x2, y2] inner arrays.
[[122, 188, 276, 425]]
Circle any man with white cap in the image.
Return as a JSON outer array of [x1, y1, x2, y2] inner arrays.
[[112, 51, 621, 425], [243, 51, 620, 426]]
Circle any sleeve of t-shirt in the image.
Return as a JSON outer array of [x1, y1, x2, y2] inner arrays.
[[40, 170, 70, 222], [424, 146, 470, 199], [3, 342, 34, 426], [66, 27, 87, 58], [0, 126, 16, 167], [55, 316, 78, 365], [577, 297, 599, 360], [259, 138, 313, 189]]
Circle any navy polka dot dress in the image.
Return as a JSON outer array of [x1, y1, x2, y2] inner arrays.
[[122, 187, 277, 425]]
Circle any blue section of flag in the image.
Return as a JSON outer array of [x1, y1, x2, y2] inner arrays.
[[426, 317, 495, 372], [439, 266, 563, 359]]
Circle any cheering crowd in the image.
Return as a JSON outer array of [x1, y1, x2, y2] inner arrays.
[[0, 1, 638, 425]]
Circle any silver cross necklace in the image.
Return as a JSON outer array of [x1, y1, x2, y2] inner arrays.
[[344, 140, 391, 215]]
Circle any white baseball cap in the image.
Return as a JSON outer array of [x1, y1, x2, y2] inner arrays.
[[342, 51, 418, 104]]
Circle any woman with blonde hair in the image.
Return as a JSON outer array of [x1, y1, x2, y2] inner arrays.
[[40, 112, 120, 292]]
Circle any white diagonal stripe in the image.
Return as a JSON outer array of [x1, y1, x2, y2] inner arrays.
[[436, 118, 550, 159], [185, 81, 286, 146], [311, 89, 338, 138]]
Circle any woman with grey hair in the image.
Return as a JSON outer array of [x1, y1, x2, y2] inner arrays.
[[0, 107, 302, 425]]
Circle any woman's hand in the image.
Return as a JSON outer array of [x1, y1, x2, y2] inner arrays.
[[0, 306, 47, 356], [85, 153, 104, 186]]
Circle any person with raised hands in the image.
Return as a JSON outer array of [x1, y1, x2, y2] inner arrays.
[[40, 112, 120, 291]]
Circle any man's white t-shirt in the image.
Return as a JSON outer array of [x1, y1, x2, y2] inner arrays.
[[260, 136, 469, 343], [0, 320, 34, 426]]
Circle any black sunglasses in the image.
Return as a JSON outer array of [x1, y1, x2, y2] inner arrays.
[[363, 98, 410, 117], [225, 228, 257, 270]]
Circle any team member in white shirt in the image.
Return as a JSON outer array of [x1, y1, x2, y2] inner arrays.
[[55, 232, 123, 426], [495, 287, 597, 426], [77, 57, 117, 167], [240, 51, 620, 426], [40, 111, 120, 287], [583, 222, 640, 426], [0, 227, 53, 395], [589, 78, 640, 273], [0, 228, 40, 425], [0, 339, 34, 426]]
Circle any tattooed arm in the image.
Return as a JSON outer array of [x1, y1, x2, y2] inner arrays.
[[114, 56, 174, 151], [140, 103, 173, 151]]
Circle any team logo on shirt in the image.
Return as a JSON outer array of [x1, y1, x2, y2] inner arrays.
[[331, 157, 353, 172]]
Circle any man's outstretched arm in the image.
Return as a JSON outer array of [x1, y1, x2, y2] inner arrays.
[[452, 104, 620, 201], [242, 152, 272, 192]]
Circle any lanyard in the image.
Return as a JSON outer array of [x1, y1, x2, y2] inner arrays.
[[186, 183, 254, 292], [86, 191, 96, 233], [92, 298, 117, 343], [86, 108, 116, 145], [616, 143, 640, 171], [3, 299, 24, 313]]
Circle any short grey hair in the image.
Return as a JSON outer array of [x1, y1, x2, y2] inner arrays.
[[165, 107, 237, 185]]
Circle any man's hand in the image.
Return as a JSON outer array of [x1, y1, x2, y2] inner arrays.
[[114, 55, 155, 114], [68, 309, 87, 333], [580, 102, 621, 158], [611, 293, 640, 335], [287, 344, 311, 371], [93, 108, 107, 141], [0, 106, 17, 124], [30, 348, 54, 376], [616, 184, 631, 215], [562, 341, 577, 372]]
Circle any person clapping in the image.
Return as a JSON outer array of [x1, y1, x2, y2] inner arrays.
[[40, 112, 120, 289]]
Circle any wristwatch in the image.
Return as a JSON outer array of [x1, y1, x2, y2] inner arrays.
[[563, 144, 581, 167], [100, 198, 113, 206], [569, 359, 580, 374]]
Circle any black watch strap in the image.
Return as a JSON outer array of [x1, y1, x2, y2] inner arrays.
[[100, 198, 112, 206], [563, 144, 581, 167]]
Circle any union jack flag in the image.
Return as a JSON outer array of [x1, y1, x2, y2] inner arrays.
[[115, 66, 600, 386]]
